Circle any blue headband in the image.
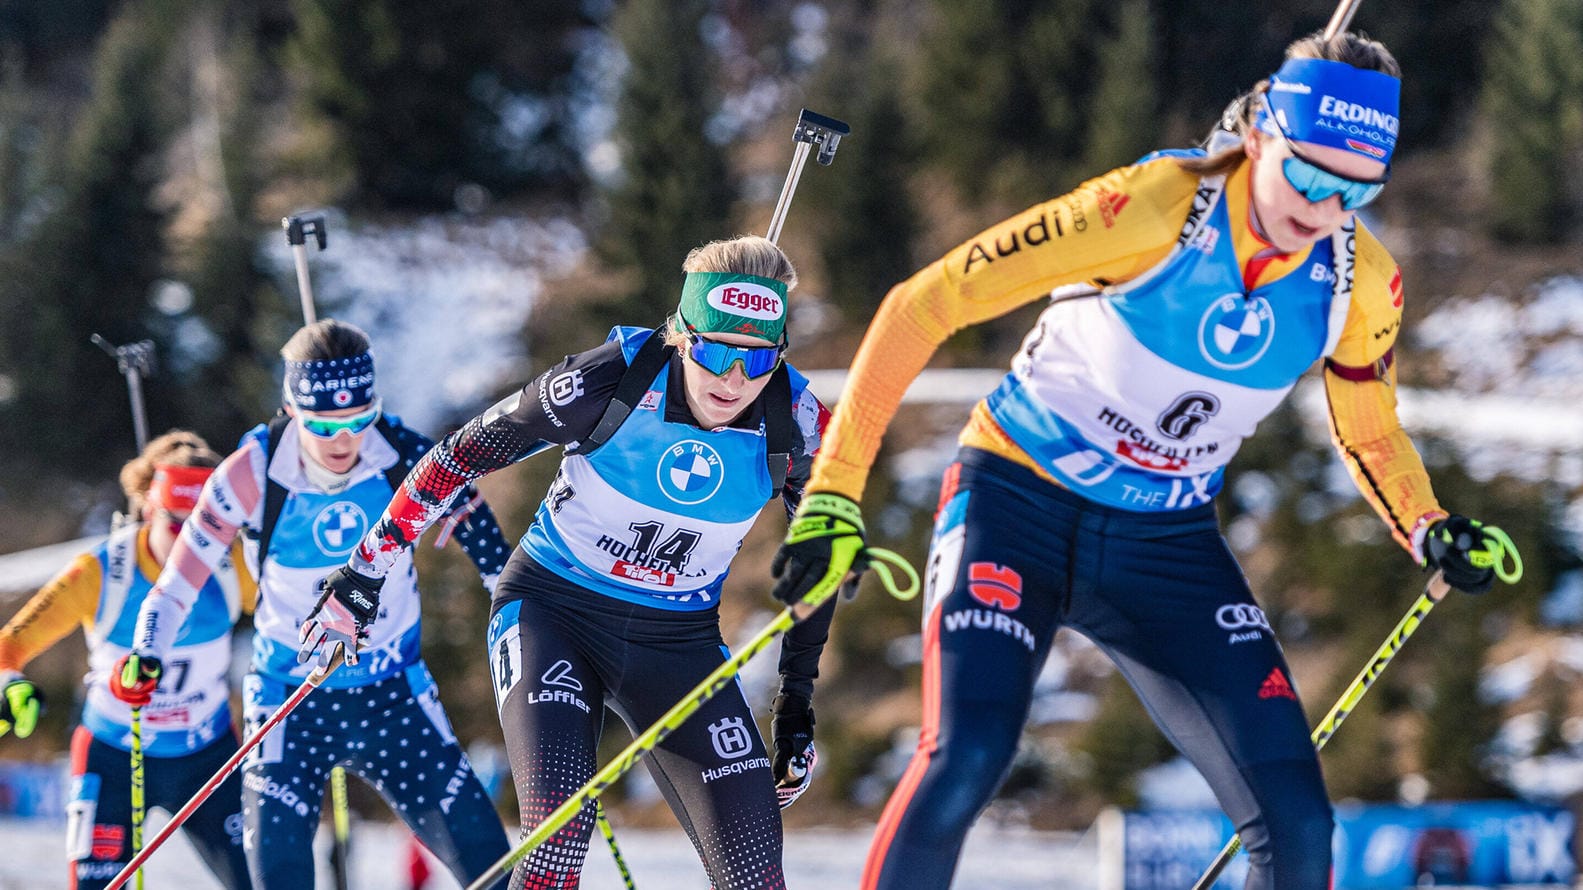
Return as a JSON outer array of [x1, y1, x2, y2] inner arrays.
[[1257, 57, 1401, 165], [282, 352, 376, 412]]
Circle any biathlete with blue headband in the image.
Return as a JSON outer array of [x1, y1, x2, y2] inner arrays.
[[126, 319, 515, 889], [767, 32, 1521, 890], [305, 235, 835, 889]]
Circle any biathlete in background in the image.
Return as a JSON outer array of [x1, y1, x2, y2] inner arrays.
[[123, 320, 514, 889], [0, 431, 253, 890], [307, 235, 834, 890], [769, 32, 1519, 890]]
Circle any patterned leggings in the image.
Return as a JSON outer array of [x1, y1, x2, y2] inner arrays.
[[240, 662, 510, 889]]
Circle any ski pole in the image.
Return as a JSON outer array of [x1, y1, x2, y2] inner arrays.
[[104, 650, 344, 890], [282, 212, 328, 325], [764, 109, 850, 245], [595, 801, 636, 890], [90, 335, 156, 454], [1190, 536, 1524, 889], [464, 549, 919, 890], [129, 706, 145, 890], [281, 211, 359, 885], [1324, 0, 1365, 39], [330, 761, 351, 890]]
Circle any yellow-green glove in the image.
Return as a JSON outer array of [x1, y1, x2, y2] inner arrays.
[[771, 493, 868, 607]]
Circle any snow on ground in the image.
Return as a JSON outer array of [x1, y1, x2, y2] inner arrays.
[[0, 818, 1097, 890]]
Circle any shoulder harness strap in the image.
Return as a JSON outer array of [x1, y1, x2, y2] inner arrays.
[[762, 365, 794, 493], [372, 416, 417, 493], [578, 332, 674, 458], [255, 413, 293, 588]]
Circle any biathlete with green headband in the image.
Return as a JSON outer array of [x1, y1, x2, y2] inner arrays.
[[768, 32, 1521, 890], [307, 235, 837, 889]]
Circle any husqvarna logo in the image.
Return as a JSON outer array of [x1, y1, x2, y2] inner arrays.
[[312, 503, 368, 556], [708, 717, 753, 760]]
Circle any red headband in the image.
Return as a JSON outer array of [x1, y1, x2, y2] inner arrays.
[[147, 464, 213, 514]]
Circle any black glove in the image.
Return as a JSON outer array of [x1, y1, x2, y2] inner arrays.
[[1423, 515, 1503, 595], [771, 692, 817, 810], [771, 493, 868, 608], [0, 674, 43, 738], [109, 654, 163, 707], [298, 567, 384, 669]]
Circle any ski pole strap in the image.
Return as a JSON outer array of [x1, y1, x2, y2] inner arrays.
[[1480, 525, 1523, 584], [862, 547, 920, 601]]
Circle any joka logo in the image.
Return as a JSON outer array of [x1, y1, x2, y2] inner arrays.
[[312, 502, 368, 556], [968, 562, 1023, 610], [657, 440, 724, 505], [636, 390, 662, 411], [549, 370, 584, 407], [540, 660, 582, 691], [708, 717, 753, 760], [1197, 294, 1275, 370], [1258, 667, 1297, 701]]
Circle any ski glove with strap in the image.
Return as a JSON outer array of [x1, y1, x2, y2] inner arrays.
[[0, 673, 42, 738], [771, 692, 817, 810], [298, 567, 383, 670], [1423, 515, 1514, 595], [109, 654, 163, 707], [771, 493, 868, 608]]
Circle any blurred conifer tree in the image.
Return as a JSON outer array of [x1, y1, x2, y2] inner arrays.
[[1480, 0, 1583, 243], [597, 0, 732, 323]]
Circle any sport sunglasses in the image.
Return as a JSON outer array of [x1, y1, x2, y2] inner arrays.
[[1260, 94, 1390, 211], [297, 399, 382, 439], [681, 327, 786, 379]]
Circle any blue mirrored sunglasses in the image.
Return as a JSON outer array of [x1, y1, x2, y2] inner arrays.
[[298, 399, 382, 439], [682, 328, 784, 379], [1260, 93, 1389, 211], [1280, 155, 1388, 211]]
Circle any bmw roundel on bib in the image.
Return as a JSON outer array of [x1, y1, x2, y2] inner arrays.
[[658, 440, 725, 505], [1198, 294, 1276, 370], [313, 502, 369, 556]]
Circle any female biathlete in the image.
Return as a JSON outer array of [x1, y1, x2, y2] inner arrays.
[[124, 320, 514, 889], [0, 431, 252, 889], [769, 32, 1519, 890], [307, 235, 834, 889]]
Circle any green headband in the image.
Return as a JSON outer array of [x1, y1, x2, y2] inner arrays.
[[676, 272, 788, 342]]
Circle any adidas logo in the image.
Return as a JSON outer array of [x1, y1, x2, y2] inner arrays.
[[1258, 668, 1296, 701]]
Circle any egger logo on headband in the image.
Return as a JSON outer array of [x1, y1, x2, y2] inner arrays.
[[708, 282, 782, 320]]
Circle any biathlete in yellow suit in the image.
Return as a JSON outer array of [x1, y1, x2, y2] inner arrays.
[[0, 431, 255, 890], [768, 31, 1519, 890]]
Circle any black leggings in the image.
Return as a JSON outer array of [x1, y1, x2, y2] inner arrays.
[[490, 551, 785, 890], [863, 448, 1332, 890], [66, 726, 249, 890]]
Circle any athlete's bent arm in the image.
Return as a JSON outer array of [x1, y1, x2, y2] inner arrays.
[[133, 445, 264, 656], [1322, 239, 1444, 558], [352, 341, 628, 580], [810, 160, 1194, 497]]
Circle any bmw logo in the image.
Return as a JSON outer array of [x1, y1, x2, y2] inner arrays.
[[657, 440, 724, 505], [1197, 294, 1275, 370], [312, 502, 369, 556]]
